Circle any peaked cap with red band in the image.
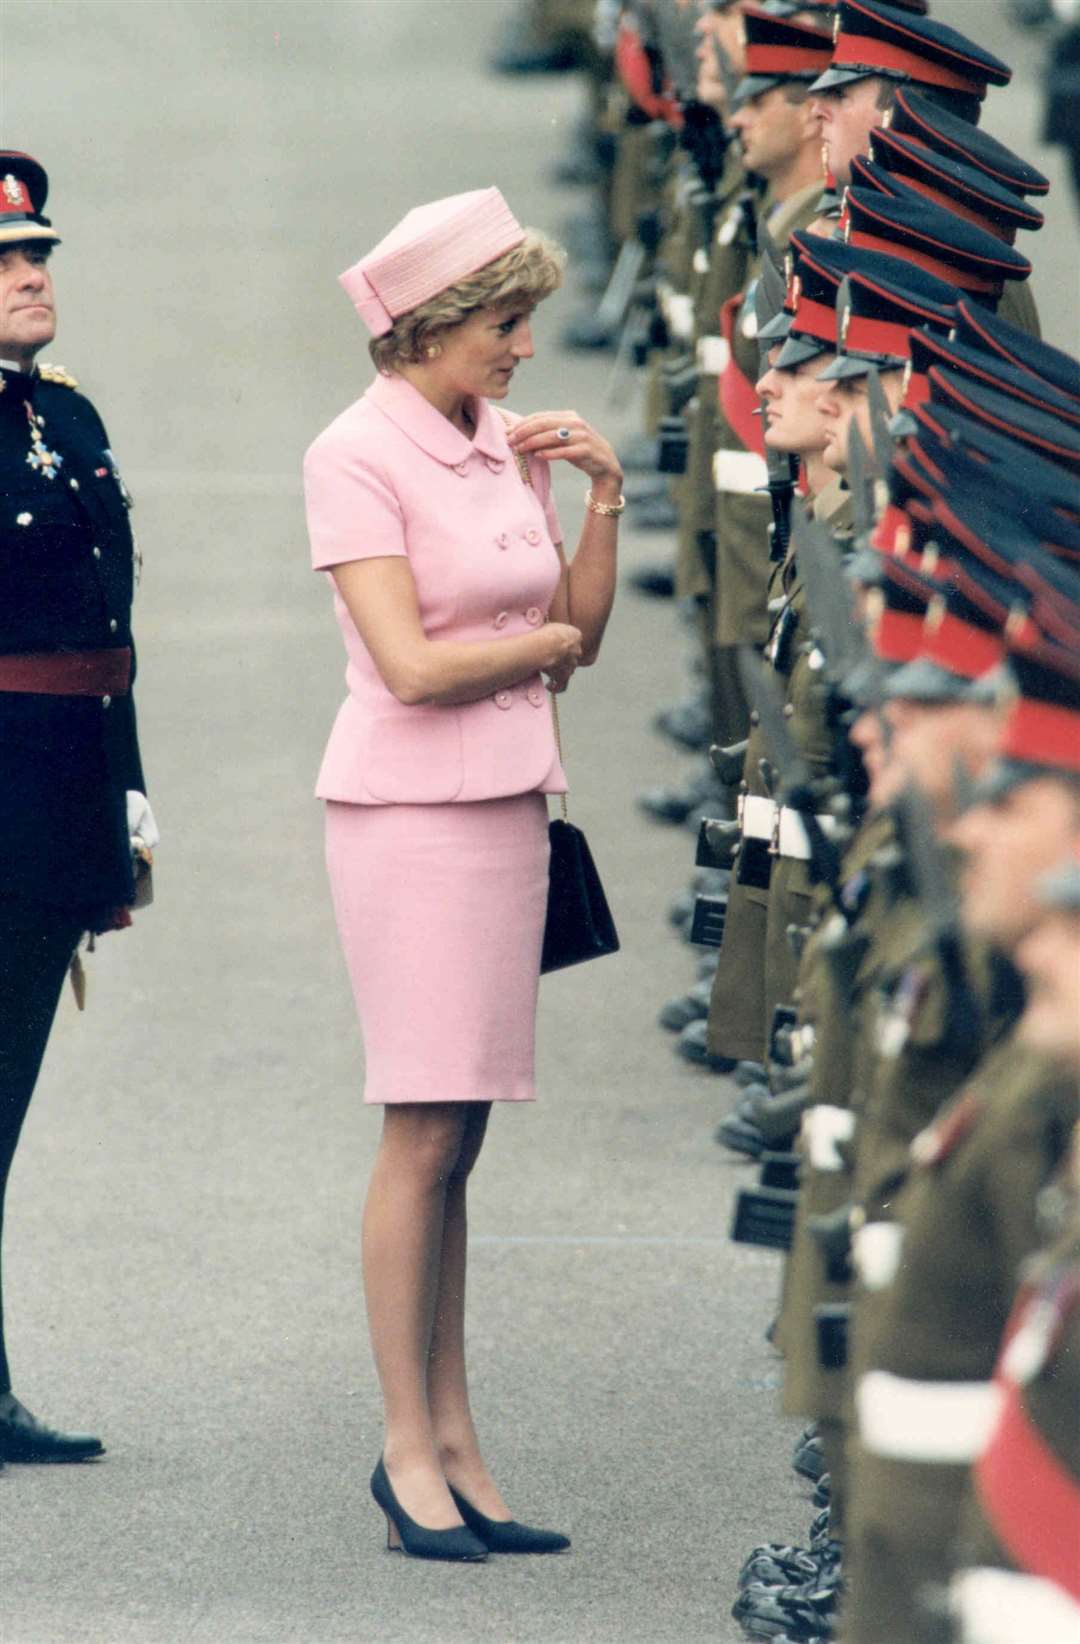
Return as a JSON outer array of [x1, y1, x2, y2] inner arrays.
[[907, 330, 1080, 433], [772, 251, 843, 367], [340, 188, 525, 337], [816, 262, 954, 381], [843, 185, 1031, 296], [990, 628, 1080, 787], [865, 128, 1044, 245], [927, 366, 1080, 477], [910, 403, 1080, 529], [734, 8, 835, 106], [0, 151, 59, 248], [951, 297, 1080, 407], [812, 0, 1012, 99], [886, 88, 1050, 200]]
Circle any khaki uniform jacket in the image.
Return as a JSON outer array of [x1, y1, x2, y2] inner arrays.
[[713, 180, 825, 650], [843, 1040, 1078, 1644]]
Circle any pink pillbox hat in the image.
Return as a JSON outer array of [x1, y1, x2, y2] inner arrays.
[[339, 187, 526, 337]]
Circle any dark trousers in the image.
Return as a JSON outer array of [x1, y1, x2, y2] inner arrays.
[[0, 897, 85, 1394]]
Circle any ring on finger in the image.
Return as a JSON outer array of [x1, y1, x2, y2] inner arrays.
[[556, 427, 571, 441]]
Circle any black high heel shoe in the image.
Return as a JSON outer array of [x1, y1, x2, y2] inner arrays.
[[370, 1458, 488, 1562], [448, 1484, 571, 1554]]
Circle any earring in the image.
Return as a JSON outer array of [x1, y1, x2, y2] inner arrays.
[[425, 343, 442, 360]]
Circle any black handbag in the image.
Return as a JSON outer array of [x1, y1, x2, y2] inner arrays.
[[497, 409, 619, 975], [540, 701, 620, 974]]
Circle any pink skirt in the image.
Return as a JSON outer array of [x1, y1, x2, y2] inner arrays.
[[324, 794, 550, 1103]]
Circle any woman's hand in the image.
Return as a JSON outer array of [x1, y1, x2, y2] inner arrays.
[[537, 621, 584, 675], [506, 411, 623, 495]]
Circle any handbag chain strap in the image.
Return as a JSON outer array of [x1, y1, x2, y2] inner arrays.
[[497, 408, 569, 823]]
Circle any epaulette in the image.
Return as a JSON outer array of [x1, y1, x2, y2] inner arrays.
[[37, 363, 79, 389]]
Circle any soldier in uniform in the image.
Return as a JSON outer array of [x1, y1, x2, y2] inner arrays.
[[948, 859, 1080, 1643], [809, 0, 1043, 336], [842, 610, 1080, 1641], [0, 152, 154, 1464]]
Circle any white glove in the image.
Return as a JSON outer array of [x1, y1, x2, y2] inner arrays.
[[126, 790, 160, 850], [951, 1568, 1080, 1643]]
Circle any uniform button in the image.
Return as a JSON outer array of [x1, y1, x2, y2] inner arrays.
[[68, 477, 80, 491], [495, 532, 510, 549], [525, 527, 541, 545], [92, 545, 102, 559], [101, 695, 111, 709], [525, 606, 544, 626], [109, 618, 118, 633], [493, 611, 509, 629], [15, 512, 31, 526], [527, 686, 545, 708], [493, 690, 513, 710], [750, 710, 760, 727]]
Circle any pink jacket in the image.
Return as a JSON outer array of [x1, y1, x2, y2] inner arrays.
[[305, 373, 568, 805]]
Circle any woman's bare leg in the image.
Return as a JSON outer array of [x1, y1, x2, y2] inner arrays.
[[362, 1102, 469, 1528], [427, 1103, 513, 1520]]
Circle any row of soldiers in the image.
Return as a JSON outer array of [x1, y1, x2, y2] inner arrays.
[[500, 2, 1080, 1640]]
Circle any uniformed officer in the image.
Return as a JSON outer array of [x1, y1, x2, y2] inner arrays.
[[841, 611, 1080, 1642], [948, 862, 1080, 1644], [0, 151, 154, 1464]]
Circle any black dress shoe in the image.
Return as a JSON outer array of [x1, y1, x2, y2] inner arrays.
[[370, 1458, 488, 1562], [654, 695, 712, 750], [657, 977, 713, 1032], [792, 1433, 825, 1482], [628, 494, 679, 531], [618, 433, 660, 472], [448, 1485, 570, 1555], [626, 563, 676, 599], [734, 1060, 768, 1088], [715, 1112, 768, 1158], [677, 1019, 736, 1072], [624, 472, 670, 504], [0, 1393, 104, 1463], [560, 311, 618, 351]]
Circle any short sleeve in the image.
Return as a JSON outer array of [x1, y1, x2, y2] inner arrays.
[[303, 432, 408, 571], [529, 450, 564, 547]]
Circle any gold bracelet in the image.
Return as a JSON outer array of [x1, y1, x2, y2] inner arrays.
[[585, 488, 625, 517]]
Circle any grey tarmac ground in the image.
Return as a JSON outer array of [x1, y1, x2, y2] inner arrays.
[[0, 5, 1075, 1643]]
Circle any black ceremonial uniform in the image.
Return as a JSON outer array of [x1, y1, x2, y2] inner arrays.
[[0, 359, 144, 1443], [0, 363, 144, 917]]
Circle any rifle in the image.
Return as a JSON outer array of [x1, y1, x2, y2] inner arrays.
[[736, 647, 846, 911]]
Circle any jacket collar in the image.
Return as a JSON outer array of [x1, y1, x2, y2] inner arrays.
[[367, 371, 507, 467]]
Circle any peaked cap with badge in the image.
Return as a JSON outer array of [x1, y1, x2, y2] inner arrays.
[[812, 0, 1012, 100]]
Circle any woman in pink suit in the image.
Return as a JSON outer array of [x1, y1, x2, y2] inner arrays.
[[304, 188, 622, 1563]]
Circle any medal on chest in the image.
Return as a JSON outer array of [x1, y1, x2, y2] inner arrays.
[[23, 400, 62, 478]]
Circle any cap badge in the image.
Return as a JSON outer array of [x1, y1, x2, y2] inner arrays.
[[902, 359, 913, 394], [2, 174, 24, 209], [840, 302, 851, 347], [832, 9, 841, 41], [927, 593, 945, 629]]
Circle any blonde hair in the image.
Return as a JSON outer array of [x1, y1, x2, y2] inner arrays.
[[369, 228, 566, 373]]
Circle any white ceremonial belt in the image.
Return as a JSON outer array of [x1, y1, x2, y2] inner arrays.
[[803, 1105, 855, 1174], [713, 448, 768, 496], [740, 794, 777, 840], [667, 292, 695, 342], [777, 807, 839, 861], [697, 334, 730, 377], [853, 1221, 905, 1291], [950, 1569, 1080, 1644], [857, 1371, 1003, 1465]]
